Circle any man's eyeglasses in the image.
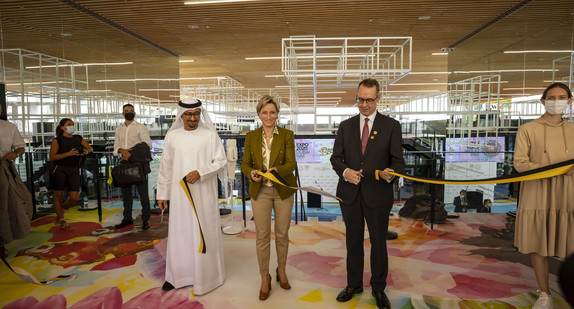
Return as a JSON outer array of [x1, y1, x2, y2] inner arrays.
[[182, 111, 201, 118], [356, 97, 378, 104]]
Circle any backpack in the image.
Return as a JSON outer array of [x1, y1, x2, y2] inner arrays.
[[399, 195, 448, 224]]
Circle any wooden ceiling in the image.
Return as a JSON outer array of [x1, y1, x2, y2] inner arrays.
[[1, 0, 573, 107]]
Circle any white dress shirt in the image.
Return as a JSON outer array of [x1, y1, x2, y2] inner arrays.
[[360, 112, 376, 139], [0, 119, 26, 158], [113, 121, 152, 156]]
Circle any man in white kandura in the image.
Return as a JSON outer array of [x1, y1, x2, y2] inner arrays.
[[156, 98, 227, 294]]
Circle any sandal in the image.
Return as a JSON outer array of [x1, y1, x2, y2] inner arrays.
[[58, 218, 72, 231]]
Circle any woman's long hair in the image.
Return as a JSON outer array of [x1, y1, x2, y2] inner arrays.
[[56, 118, 72, 136]]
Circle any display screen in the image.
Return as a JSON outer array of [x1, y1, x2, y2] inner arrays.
[[445, 137, 505, 163], [295, 138, 335, 164]]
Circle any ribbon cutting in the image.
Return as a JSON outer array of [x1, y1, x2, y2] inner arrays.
[[257, 170, 342, 201], [376, 158, 574, 185]]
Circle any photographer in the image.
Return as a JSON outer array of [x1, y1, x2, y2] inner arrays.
[[49, 118, 93, 230]]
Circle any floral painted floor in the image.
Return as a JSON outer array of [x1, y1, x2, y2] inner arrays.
[[0, 208, 571, 309]]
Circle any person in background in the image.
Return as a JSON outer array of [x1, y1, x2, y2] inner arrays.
[[49, 118, 93, 230], [0, 104, 27, 257], [453, 189, 468, 213], [478, 199, 492, 213], [241, 95, 297, 300], [330, 78, 405, 309], [514, 82, 574, 309], [113, 104, 153, 230]]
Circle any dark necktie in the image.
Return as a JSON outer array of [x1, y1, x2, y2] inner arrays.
[[361, 118, 369, 154]]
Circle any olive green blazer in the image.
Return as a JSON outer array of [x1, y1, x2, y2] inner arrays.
[[241, 126, 297, 200]]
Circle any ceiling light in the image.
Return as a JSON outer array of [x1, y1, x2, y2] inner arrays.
[[431, 53, 448, 56], [503, 87, 546, 90], [247, 54, 378, 60], [187, 25, 200, 29], [246, 56, 283, 60], [418, 16, 431, 20], [392, 82, 448, 85], [179, 60, 196, 63], [180, 77, 219, 80], [298, 97, 342, 100], [453, 69, 555, 73], [503, 50, 574, 54], [409, 72, 450, 75], [502, 93, 533, 96], [96, 78, 180, 82], [383, 90, 441, 93], [139, 89, 181, 91], [185, 0, 257, 4], [26, 62, 133, 69]]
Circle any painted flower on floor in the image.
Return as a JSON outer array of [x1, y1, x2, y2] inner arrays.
[[2, 287, 203, 309], [18, 237, 158, 268]]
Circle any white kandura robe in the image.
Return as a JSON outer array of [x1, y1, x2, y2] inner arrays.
[[156, 125, 226, 295]]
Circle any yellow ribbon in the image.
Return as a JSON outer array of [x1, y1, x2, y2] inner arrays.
[[257, 170, 342, 201], [179, 177, 207, 254], [375, 159, 574, 185]]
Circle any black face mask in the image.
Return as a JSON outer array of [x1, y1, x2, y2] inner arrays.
[[124, 113, 135, 121]]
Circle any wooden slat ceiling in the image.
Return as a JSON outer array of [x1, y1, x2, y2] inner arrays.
[[1, 0, 573, 106]]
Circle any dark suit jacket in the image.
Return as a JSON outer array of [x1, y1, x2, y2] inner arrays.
[[128, 142, 152, 174], [453, 196, 468, 212], [330, 112, 405, 208], [241, 126, 297, 200]]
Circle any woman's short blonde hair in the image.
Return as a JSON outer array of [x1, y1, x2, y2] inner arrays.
[[256, 95, 280, 114]]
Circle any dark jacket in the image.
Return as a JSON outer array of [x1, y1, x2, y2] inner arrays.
[[330, 112, 405, 208], [128, 142, 152, 174]]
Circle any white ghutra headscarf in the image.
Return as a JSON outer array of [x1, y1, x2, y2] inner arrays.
[[169, 98, 226, 182], [168, 98, 217, 134]]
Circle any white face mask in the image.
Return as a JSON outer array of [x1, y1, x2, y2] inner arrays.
[[544, 99, 570, 115], [66, 126, 76, 135]]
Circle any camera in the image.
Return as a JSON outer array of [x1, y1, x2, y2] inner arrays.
[[76, 147, 85, 154]]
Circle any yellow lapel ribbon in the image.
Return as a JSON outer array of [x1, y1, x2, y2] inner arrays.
[[179, 177, 207, 254], [375, 159, 574, 185], [257, 170, 342, 201]]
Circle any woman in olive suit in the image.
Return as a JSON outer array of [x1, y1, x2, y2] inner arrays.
[[241, 95, 297, 300]]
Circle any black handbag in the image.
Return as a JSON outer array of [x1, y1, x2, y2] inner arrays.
[[111, 161, 144, 187]]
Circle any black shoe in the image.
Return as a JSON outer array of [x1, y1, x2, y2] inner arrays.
[[0, 246, 7, 258], [142, 221, 150, 230], [114, 220, 134, 229], [162, 281, 175, 291], [372, 289, 391, 309], [336, 286, 363, 302]]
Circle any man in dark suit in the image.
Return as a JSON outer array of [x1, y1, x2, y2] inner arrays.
[[330, 78, 405, 309], [453, 189, 468, 213]]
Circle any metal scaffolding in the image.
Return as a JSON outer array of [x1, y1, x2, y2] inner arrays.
[[0, 49, 172, 146], [180, 77, 293, 133], [446, 75, 509, 148], [281, 35, 412, 133]]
